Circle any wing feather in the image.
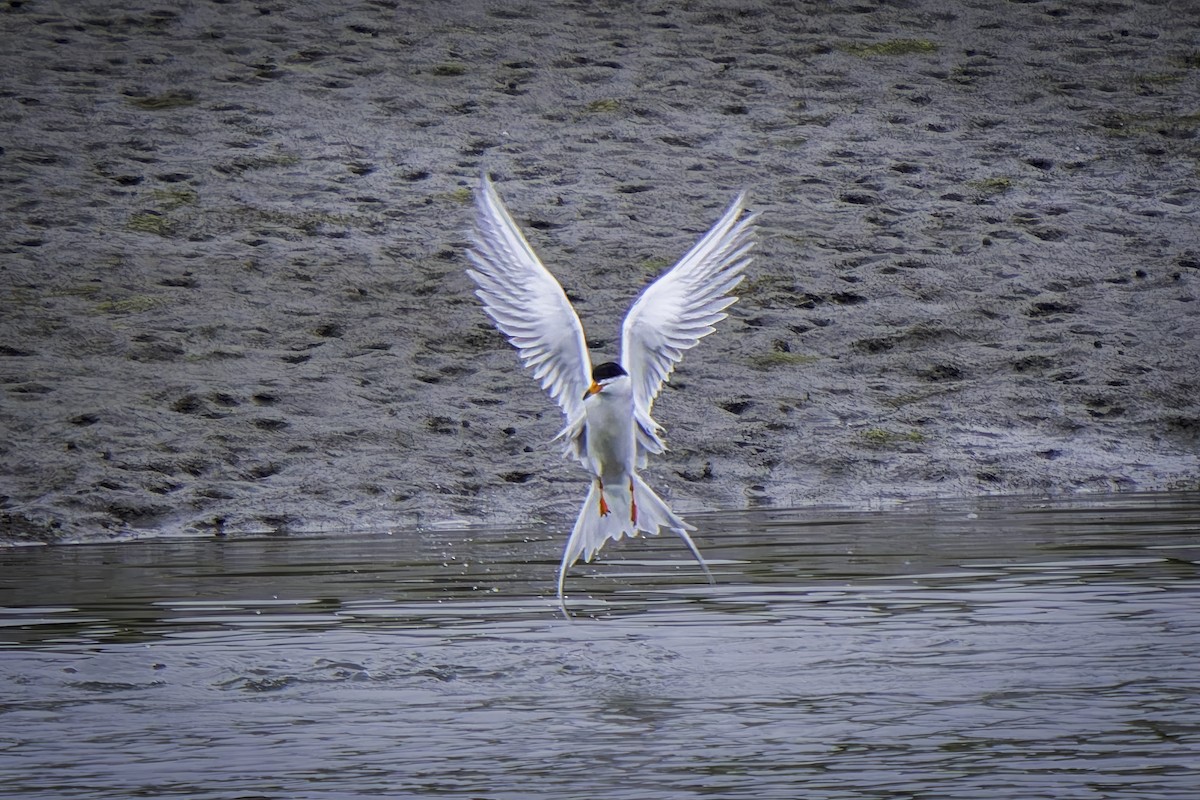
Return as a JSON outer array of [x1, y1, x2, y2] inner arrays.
[[466, 175, 592, 426], [620, 193, 758, 441]]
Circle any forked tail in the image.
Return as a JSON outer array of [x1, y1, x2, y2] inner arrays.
[[556, 474, 714, 615]]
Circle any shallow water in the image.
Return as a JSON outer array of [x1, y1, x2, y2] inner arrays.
[[2, 493, 1199, 799]]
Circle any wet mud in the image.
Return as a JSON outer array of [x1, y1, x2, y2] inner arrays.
[[1, 0, 1197, 542]]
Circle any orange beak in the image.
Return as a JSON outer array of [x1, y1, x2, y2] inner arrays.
[[586, 381, 602, 396]]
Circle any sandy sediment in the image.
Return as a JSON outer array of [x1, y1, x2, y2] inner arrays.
[[1, 0, 1197, 543]]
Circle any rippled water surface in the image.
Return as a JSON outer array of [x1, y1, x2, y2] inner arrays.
[[3, 493, 1199, 799]]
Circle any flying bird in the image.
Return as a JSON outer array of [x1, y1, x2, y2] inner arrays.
[[466, 175, 758, 613]]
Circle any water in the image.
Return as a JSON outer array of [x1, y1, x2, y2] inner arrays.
[[2, 493, 1198, 799]]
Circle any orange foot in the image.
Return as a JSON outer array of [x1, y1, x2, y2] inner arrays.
[[630, 479, 637, 524], [598, 482, 610, 516]]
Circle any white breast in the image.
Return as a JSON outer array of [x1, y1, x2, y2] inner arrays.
[[583, 375, 636, 480]]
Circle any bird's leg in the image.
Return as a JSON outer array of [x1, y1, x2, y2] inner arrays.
[[597, 479, 610, 516], [630, 479, 637, 524]]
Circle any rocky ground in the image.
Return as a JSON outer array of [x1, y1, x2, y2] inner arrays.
[[2, 0, 1197, 543]]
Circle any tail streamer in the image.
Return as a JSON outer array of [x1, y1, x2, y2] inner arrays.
[[556, 476, 714, 616]]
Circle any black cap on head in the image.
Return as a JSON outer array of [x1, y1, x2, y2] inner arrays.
[[592, 361, 627, 382]]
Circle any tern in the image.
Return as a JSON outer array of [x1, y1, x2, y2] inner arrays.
[[466, 175, 758, 613]]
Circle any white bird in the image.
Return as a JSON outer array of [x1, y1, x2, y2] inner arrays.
[[466, 174, 758, 613]]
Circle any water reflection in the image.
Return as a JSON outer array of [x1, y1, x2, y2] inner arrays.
[[1, 492, 1198, 798]]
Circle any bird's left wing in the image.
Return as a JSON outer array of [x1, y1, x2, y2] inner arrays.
[[466, 175, 592, 426], [620, 192, 758, 435]]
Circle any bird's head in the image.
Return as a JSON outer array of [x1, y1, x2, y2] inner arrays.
[[585, 361, 627, 397]]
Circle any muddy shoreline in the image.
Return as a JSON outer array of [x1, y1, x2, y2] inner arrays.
[[2, 0, 1197, 543]]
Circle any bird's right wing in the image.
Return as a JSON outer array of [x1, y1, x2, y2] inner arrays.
[[466, 175, 592, 427]]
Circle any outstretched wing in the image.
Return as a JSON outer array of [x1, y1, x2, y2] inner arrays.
[[466, 175, 592, 425], [620, 192, 757, 442]]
